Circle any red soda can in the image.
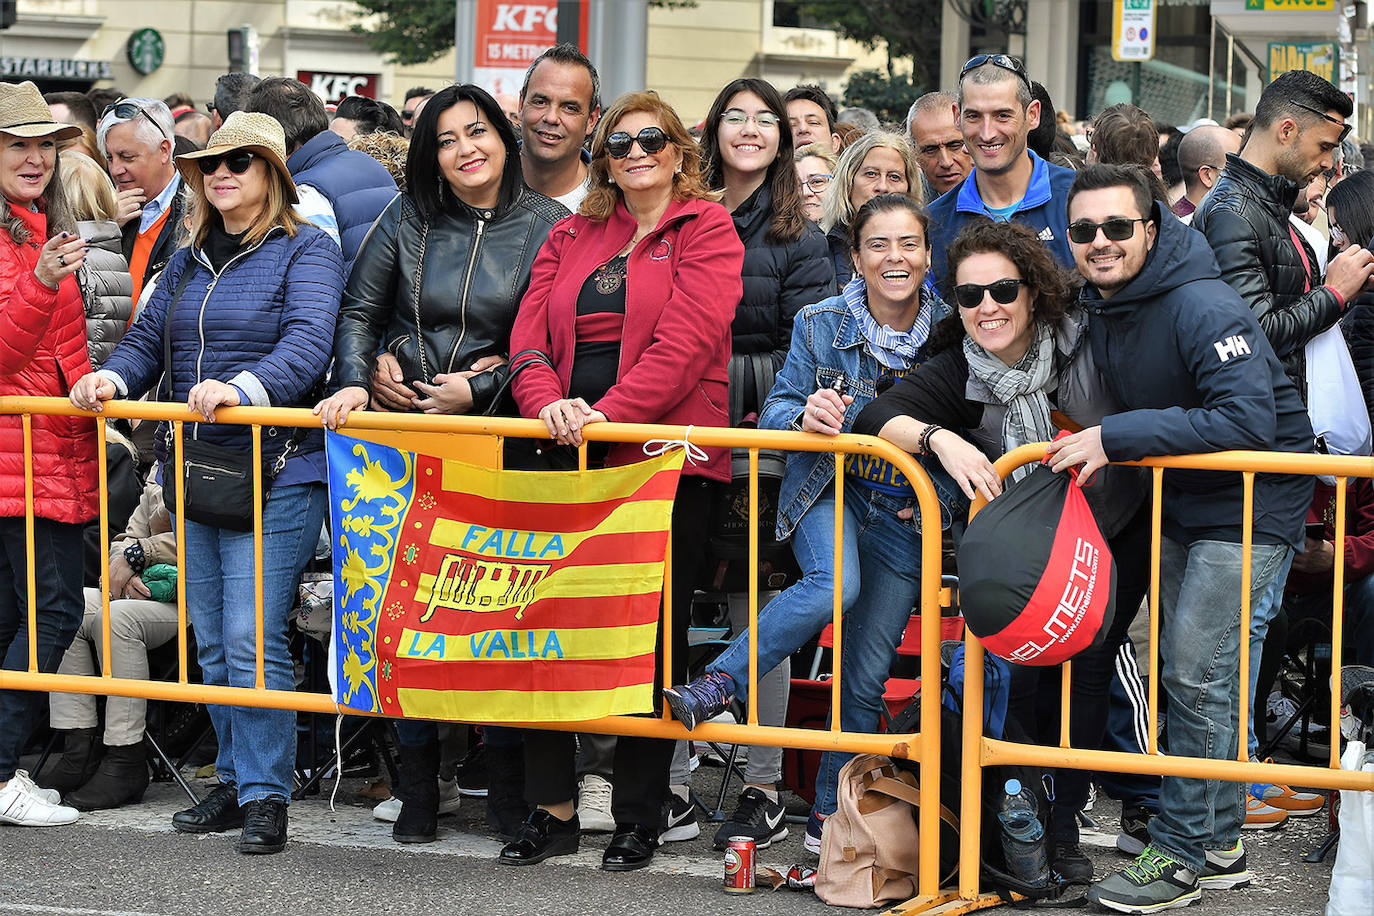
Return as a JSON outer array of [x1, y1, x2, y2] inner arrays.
[[723, 836, 757, 893]]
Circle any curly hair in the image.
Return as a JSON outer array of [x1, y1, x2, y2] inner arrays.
[[348, 130, 409, 192], [928, 218, 1079, 354], [580, 90, 717, 222]]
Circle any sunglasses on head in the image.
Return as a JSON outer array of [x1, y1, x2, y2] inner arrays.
[[102, 101, 169, 140], [1067, 217, 1147, 244], [954, 278, 1023, 309], [605, 126, 670, 159], [1289, 99, 1352, 144], [195, 150, 256, 176], [960, 53, 1031, 90]]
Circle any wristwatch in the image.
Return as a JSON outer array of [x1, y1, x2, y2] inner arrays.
[[122, 541, 146, 575]]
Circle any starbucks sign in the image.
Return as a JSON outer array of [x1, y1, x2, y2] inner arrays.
[[127, 28, 164, 76]]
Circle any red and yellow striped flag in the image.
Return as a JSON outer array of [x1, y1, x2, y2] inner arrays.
[[328, 431, 684, 721]]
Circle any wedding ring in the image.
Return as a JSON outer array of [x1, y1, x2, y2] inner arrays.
[[57, 254, 65, 266]]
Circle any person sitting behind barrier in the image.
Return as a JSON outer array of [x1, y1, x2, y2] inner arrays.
[[0, 81, 99, 829], [666, 193, 956, 856], [69, 111, 345, 856], [502, 89, 743, 872], [853, 218, 1151, 884], [315, 83, 567, 847], [39, 474, 180, 810]]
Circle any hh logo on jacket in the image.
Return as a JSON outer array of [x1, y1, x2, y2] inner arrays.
[[1213, 334, 1251, 362]]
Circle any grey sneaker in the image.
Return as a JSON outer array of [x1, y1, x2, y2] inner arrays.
[[1087, 846, 1201, 913], [1198, 841, 1252, 889]]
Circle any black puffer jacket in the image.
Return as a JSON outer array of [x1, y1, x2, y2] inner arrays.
[[334, 186, 567, 412], [1192, 153, 1343, 400], [730, 184, 835, 407], [1343, 297, 1374, 433]]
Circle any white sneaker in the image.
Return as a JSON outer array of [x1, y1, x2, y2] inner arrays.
[[372, 779, 461, 823], [0, 774, 78, 826], [13, 769, 60, 805], [577, 773, 615, 833], [372, 796, 401, 822]]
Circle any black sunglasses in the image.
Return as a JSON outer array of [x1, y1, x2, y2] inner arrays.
[[195, 150, 256, 176], [954, 278, 1023, 309], [101, 101, 169, 140], [1067, 217, 1147, 245], [1288, 99, 1352, 144], [605, 127, 670, 159], [960, 54, 1031, 90]]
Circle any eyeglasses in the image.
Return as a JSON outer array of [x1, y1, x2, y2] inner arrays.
[[954, 278, 1024, 308], [801, 174, 832, 193], [605, 126, 670, 159], [1330, 221, 1348, 248], [195, 150, 256, 176], [1067, 217, 1147, 244], [960, 54, 1031, 91], [1288, 99, 1352, 144], [721, 109, 781, 130], [101, 101, 169, 140]]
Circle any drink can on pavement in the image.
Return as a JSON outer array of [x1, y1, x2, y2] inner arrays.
[[724, 836, 756, 893]]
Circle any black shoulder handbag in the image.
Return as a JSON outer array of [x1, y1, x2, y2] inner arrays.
[[158, 262, 303, 531]]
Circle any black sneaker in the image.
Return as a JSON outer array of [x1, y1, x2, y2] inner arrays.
[[660, 793, 699, 843], [1051, 840, 1093, 884], [712, 787, 788, 849], [454, 743, 488, 797]]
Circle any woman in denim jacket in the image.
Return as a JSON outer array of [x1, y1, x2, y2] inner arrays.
[[666, 194, 956, 849]]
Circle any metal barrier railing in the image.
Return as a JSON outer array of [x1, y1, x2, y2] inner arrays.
[[958, 444, 1374, 905], [0, 396, 950, 904]]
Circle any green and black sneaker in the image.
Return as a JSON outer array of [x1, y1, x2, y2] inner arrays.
[[1087, 845, 1201, 913]]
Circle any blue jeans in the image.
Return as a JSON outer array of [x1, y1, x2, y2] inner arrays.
[[0, 518, 84, 782], [1148, 537, 1289, 871], [1246, 550, 1293, 759], [180, 483, 326, 805], [709, 482, 922, 816]]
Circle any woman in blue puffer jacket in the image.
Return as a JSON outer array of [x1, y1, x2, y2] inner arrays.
[[70, 111, 344, 856]]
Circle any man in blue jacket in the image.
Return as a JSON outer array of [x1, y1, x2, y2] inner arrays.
[[925, 54, 1075, 294], [1046, 164, 1313, 913], [247, 78, 398, 277]]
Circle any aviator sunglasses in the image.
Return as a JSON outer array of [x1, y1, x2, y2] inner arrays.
[[195, 150, 257, 176], [1067, 217, 1147, 245], [605, 126, 670, 158], [101, 101, 170, 140], [954, 278, 1023, 309]]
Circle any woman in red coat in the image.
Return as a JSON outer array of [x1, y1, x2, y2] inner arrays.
[[0, 82, 99, 827], [500, 90, 743, 871]]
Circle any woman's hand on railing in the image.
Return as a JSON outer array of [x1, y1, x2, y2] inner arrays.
[[538, 397, 604, 446], [69, 372, 117, 412], [370, 353, 418, 410], [186, 379, 240, 423], [1043, 425, 1107, 484], [801, 388, 852, 435], [928, 429, 1002, 502], [313, 385, 370, 431]]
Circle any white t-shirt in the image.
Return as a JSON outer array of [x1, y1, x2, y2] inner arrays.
[[551, 177, 591, 214]]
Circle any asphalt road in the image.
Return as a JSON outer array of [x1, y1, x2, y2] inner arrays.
[[0, 751, 1347, 916]]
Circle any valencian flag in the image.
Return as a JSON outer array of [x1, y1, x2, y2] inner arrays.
[[326, 430, 685, 721]]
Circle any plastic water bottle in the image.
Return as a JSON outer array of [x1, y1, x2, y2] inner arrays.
[[997, 778, 1051, 888]]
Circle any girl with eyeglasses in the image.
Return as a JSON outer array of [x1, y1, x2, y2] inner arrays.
[[71, 111, 346, 854], [501, 90, 743, 872], [820, 131, 922, 287], [854, 218, 1151, 883], [666, 194, 960, 854], [670, 77, 834, 848]]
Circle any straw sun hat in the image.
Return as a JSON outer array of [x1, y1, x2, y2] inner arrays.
[[175, 110, 298, 205], [0, 81, 82, 142]]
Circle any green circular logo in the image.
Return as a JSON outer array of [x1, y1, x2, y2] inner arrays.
[[127, 28, 164, 76]]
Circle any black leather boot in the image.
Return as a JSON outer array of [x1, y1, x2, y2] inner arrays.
[[484, 744, 529, 839], [35, 727, 101, 794], [237, 798, 288, 854], [66, 743, 150, 811], [393, 740, 440, 844]]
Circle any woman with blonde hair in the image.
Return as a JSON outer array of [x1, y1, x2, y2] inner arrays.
[[820, 130, 921, 285], [58, 149, 132, 366]]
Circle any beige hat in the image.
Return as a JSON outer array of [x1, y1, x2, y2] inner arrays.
[[0, 81, 82, 142], [175, 110, 298, 205]]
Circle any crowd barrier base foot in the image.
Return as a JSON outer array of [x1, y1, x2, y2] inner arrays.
[[882, 890, 1014, 915]]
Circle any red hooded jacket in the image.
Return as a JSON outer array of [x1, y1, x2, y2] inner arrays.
[[510, 197, 744, 480], [0, 203, 97, 524]]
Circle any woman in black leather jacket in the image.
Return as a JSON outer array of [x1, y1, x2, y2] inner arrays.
[[315, 84, 566, 846]]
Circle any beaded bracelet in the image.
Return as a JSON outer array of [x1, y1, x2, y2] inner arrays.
[[917, 423, 943, 456]]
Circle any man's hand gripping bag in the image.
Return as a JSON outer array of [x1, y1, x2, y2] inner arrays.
[[957, 463, 1117, 666]]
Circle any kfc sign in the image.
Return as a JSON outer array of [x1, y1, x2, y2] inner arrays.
[[298, 71, 379, 105], [473, 0, 588, 96]]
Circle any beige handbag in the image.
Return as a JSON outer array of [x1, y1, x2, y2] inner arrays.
[[815, 754, 924, 908]]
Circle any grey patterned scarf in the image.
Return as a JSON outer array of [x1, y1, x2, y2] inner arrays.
[[963, 321, 1056, 482]]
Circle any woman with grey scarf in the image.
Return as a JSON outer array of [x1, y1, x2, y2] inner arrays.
[[854, 218, 1152, 889]]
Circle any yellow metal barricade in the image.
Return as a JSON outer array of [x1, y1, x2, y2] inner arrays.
[[0, 396, 953, 907], [956, 445, 1374, 907]]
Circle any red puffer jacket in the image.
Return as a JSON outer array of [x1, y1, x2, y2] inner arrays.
[[0, 203, 97, 524]]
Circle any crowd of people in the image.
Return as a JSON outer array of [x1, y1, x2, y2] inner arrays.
[[0, 45, 1367, 914]]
